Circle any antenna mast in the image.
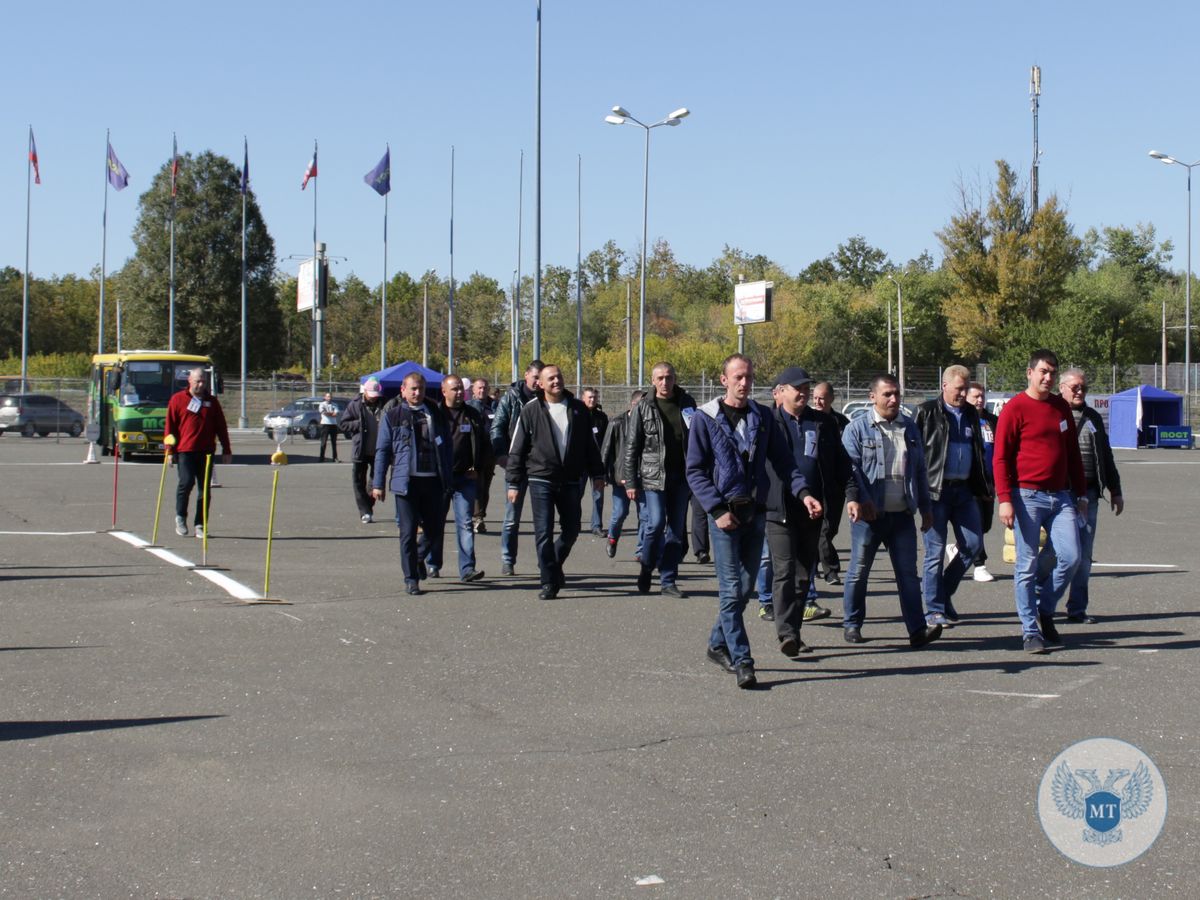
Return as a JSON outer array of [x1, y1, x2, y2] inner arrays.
[[1030, 65, 1042, 214]]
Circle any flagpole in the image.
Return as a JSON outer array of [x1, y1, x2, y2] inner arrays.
[[381, 147, 389, 370], [513, 150, 522, 383], [100, 129, 109, 355], [22, 126, 33, 390], [169, 133, 177, 351], [311, 138, 318, 397], [533, 0, 542, 360], [448, 145, 455, 372], [239, 137, 248, 429], [575, 153, 582, 391]]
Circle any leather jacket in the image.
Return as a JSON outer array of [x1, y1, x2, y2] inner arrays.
[[914, 398, 990, 501], [622, 386, 697, 491]]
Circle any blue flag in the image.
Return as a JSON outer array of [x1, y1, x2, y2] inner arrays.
[[241, 138, 249, 195], [364, 147, 390, 196], [107, 141, 129, 191]]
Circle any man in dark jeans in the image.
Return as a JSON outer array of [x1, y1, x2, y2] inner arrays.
[[467, 377, 497, 533], [338, 377, 386, 524], [164, 367, 232, 539], [810, 381, 850, 586], [318, 393, 340, 462], [965, 381, 998, 582], [505, 364, 604, 600], [491, 360, 544, 575], [580, 387, 609, 536]]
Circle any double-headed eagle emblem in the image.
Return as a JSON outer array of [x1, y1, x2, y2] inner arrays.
[[1052, 760, 1154, 846]]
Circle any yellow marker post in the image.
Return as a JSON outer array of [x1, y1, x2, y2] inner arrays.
[[249, 445, 292, 604], [201, 453, 213, 566], [151, 434, 176, 545]]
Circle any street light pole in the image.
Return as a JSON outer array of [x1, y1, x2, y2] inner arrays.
[[887, 272, 907, 395], [1149, 150, 1197, 425], [605, 105, 689, 386]]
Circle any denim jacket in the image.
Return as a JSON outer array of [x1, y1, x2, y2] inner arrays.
[[841, 410, 931, 516]]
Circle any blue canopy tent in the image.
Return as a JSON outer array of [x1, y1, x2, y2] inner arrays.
[[1108, 385, 1183, 448], [361, 361, 445, 398]]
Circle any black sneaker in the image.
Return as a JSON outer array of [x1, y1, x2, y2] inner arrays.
[[734, 663, 757, 689], [461, 569, 485, 583], [405, 582, 423, 596], [1024, 634, 1048, 654], [758, 604, 775, 622], [1039, 614, 1063, 645], [695, 552, 711, 564], [909, 624, 943, 649], [660, 584, 687, 598], [706, 646, 734, 672], [605, 538, 618, 559], [501, 563, 515, 576], [844, 627, 865, 644], [779, 635, 800, 657], [1066, 613, 1098, 624], [538, 584, 558, 600], [636, 567, 653, 594], [823, 570, 843, 586]]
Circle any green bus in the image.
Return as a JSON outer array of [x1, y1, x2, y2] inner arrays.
[[89, 350, 218, 457]]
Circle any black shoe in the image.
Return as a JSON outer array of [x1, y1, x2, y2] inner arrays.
[[1066, 613, 1098, 624], [695, 552, 710, 565], [461, 569, 485, 583], [427, 566, 440, 579], [779, 635, 802, 657], [474, 521, 488, 534], [660, 584, 687, 598], [501, 563, 515, 576], [555, 570, 566, 591], [734, 663, 757, 689], [844, 627, 865, 644], [944, 601, 961, 622], [405, 582, 423, 596], [706, 646, 734, 672], [538, 584, 558, 600], [605, 538, 618, 559], [1024, 634, 1048, 654], [636, 567, 653, 594], [823, 570, 843, 586], [591, 526, 605, 537], [418, 561, 428, 580], [909, 624, 944, 649], [1039, 614, 1063, 645], [758, 604, 775, 622]]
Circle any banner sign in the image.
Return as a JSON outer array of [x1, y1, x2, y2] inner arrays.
[[734, 280, 773, 325]]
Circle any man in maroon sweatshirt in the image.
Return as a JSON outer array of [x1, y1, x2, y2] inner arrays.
[[993, 349, 1087, 653], [164, 367, 232, 538]]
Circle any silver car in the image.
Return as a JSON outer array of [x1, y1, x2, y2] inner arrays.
[[0, 394, 85, 437], [263, 396, 352, 440]]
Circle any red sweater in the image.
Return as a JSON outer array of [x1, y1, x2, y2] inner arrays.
[[164, 389, 232, 455], [993, 391, 1085, 503]]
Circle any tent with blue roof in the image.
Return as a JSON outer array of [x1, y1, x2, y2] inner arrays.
[[1108, 385, 1183, 448], [362, 361, 445, 396]]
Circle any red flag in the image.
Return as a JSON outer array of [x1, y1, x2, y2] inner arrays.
[[301, 149, 317, 190], [29, 130, 41, 185]]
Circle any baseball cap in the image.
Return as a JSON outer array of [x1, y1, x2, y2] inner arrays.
[[774, 366, 812, 388], [363, 377, 383, 398]]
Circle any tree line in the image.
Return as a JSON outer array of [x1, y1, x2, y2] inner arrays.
[[1, 155, 1188, 388]]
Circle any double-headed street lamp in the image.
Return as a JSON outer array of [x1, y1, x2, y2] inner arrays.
[[605, 105, 689, 386], [1148, 150, 1197, 425]]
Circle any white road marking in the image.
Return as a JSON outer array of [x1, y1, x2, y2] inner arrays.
[[1091, 563, 1177, 569], [0, 530, 97, 536], [145, 547, 197, 568], [110, 530, 150, 548], [273, 611, 303, 622], [1138, 649, 1160, 654], [1125, 459, 1200, 464], [193, 568, 261, 601], [965, 689, 1061, 700]]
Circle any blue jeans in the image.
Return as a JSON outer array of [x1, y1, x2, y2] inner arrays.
[[528, 479, 583, 588], [438, 475, 477, 577], [641, 475, 691, 587], [500, 481, 528, 565], [921, 481, 983, 617], [1065, 486, 1101, 616], [707, 512, 767, 667], [393, 476, 445, 586], [842, 511, 926, 636], [755, 535, 772, 606], [581, 476, 604, 531], [1011, 489, 1080, 636], [609, 487, 631, 538]]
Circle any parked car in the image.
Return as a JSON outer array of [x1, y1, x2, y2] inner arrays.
[[0, 393, 86, 437], [262, 396, 353, 440]]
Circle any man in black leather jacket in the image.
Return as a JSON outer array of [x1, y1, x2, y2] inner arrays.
[[914, 364, 990, 627], [490, 360, 543, 575]]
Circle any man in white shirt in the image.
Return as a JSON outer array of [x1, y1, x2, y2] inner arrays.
[[318, 392, 340, 462]]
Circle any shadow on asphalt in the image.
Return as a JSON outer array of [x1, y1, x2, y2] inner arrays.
[[0, 715, 226, 742], [0, 646, 103, 653], [752, 657, 1102, 689]]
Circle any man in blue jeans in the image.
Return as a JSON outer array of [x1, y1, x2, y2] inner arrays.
[[686, 354, 809, 690], [491, 360, 543, 576], [841, 374, 943, 649], [432, 374, 490, 582], [601, 390, 646, 558], [914, 364, 990, 627], [624, 362, 697, 598]]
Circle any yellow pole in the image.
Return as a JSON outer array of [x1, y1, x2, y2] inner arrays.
[[264, 468, 280, 597], [152, 435, 176, 544], [202, 453, 213, 564]]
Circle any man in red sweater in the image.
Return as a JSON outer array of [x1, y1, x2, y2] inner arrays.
[[993, 349, 1087, 653], [164, 367, 232, 538]]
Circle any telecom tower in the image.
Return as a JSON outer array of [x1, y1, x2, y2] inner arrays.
[[1030, 65, 1042, 213]]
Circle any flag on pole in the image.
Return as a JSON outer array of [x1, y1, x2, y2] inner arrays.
[[301, 148, 317, 190], [364, 147, 390, 196], [107, 141, 129, 190], [29, 130, 41, 185], [170, 134, 179, 197], [240, 138, 249, 195]]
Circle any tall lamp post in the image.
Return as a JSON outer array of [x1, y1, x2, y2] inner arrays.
[[1149, 150, 1197, 425], [605, 105, 689, 386], [887, 271, 908, 395]]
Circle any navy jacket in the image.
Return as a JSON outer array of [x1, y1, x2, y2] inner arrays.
[[372, 400, 453, 495]]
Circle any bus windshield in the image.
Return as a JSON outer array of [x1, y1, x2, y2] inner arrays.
[[119, 361, 195, 406]]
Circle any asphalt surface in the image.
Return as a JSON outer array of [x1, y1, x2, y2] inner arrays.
[[1, 430, 1196, 898]]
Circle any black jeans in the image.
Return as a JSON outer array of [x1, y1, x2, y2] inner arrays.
[[690, 494, 709, 557], [176, 450, 215, 526], [818, 489, 845, 576], [528, 479, 583, 588], [393, 476, 445, 585], [473, 466, 493, 524], [976, 497, 995, 563], [319, 424, 339, 460], [766, 516, 822, 642], [352, 460, 375, 517]]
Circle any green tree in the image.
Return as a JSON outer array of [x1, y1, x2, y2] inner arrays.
[[116, 150, 283, 374]]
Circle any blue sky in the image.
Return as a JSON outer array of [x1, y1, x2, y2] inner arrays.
[[4, 1, 1200, 290]]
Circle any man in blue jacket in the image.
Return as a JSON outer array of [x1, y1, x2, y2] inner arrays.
[[372, 372, 453, 596], [841, 374, 942, 648], [686, 354, 810, 690]]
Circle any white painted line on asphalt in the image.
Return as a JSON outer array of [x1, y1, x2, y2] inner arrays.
[[194, 568, 261, 601], [145, 547, 197, 569], [0, 530, 97, 536], [965, 689, 1061, 700], [1126, 459, 1200, 464], [274, 611, 303, 622], [1138, 649, 1160, 654], [1091, 563, 1177, 569], [110, 530, 150, 548]]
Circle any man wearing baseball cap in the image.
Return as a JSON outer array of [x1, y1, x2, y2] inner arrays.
[[339, 377, 387, 523]]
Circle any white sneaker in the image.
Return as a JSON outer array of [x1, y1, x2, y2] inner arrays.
[[361, 513, 372, 524], [973, 565, 995, 582], [195, 526, 206, 539], [175, 516, 188, 536]]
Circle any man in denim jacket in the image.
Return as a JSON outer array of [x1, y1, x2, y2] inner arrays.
[[841, 374, 942, 649]]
